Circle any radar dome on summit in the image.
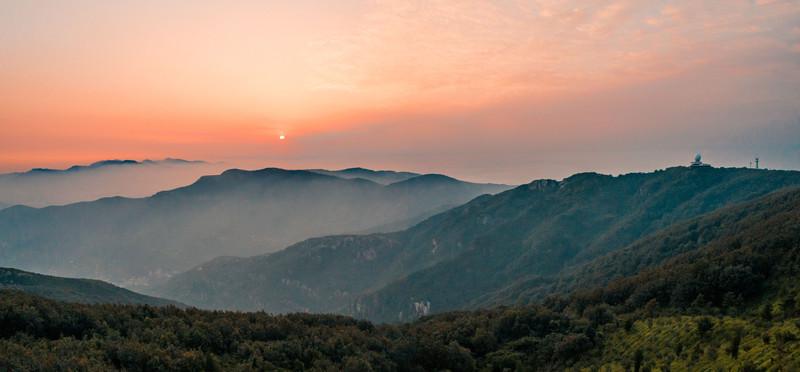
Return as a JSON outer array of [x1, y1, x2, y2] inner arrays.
[[690, 153, 711, 167]]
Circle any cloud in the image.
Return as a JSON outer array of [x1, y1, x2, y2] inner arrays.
[[1, 0, 799, 179]]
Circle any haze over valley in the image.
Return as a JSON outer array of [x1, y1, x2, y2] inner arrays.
[[0, 164, 509, 289]]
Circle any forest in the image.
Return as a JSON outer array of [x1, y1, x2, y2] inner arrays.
[[2, 210, 799, 372]]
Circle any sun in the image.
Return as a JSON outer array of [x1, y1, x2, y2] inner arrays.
[[279, 134, 286, 140]]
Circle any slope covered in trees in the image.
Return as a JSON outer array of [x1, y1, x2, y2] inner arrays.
[[159, 167, 800, 320], [477, 184, 800, 308], [355, 168, 800, 322], [544, 186, 800, 369], [0, 290, 597, 371], [0, 268, 181, 306]]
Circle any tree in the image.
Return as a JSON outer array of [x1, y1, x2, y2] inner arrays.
[[727, 329, 743, 359], [760, 304, 773, 321], [624, 318, 636, 333], [342, 356, 373, 372], [695, 317, 714, 339], [643, 299, 658, 318], [691, 294, 707, 313], [633, 349, 644, 372], [444, 341, 476, 372]]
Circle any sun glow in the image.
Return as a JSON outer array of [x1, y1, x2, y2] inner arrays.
[[1, 1, 798, 180]]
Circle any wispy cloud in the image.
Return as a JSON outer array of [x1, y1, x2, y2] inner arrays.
[[0, 0, 798, 180]]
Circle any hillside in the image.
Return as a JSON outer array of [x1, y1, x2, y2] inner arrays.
[[2, 183, 800, 370], [480, 185, 800, 307], [158, 167, 800, 319], [539, 186, 800, 369], [0, 268, 180, 306], [353, 167, 800, 322], [0, 168, 509, 289], [0, 289, 596, 371]]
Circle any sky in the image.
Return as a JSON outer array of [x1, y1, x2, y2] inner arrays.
[[1, 0, 799, 184]]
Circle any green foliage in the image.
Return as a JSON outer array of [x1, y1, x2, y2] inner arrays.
[[727, 327, 743, 359], [0, 290, 594, 371], [696, 317, 715, 339], [590, 316, 800, 371], [633, 349, 644, 372]]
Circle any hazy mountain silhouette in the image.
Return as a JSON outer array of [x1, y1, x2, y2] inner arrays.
[[0, 167, 510, 289], [0, 267, 180, 306], [156, 167, 800, 321], [0, 158, 225, 207], [308, 167, 421, 185]]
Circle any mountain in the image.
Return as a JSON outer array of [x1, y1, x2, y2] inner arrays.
[[0, 158, 225, 207], [528, 185, 800, 370], [308, 167, 420, 185], [481, 184, 800, 307], [0, 168, 510, 289], [355, 167, 800, 322], [157, 166, 800, 320], [0, 267, 180, 306], [2, 187, 800, 370], [561, 186, 800, 311]]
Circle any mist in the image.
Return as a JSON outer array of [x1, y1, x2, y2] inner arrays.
[[0, 168, 509, 290]]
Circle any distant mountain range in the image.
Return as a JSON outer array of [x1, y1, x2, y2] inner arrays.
[[0, 158, 225, 207], [0, 267, 180, 306], [0, 167, 510, 289], [308, 167, 421, 185], [8, 158, 206, 176], [155, 166, 800, 321]]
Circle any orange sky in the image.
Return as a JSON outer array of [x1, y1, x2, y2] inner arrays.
[[1, 0, 799, 183]]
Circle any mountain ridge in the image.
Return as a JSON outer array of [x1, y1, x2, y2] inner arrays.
[[308, 167, 421, 185], [0, 167, 510, 289], [355, 166, 800, 321], [0, 158, 225, 207], [155, 166, 800, 322], [3, 158, 207, 177]]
